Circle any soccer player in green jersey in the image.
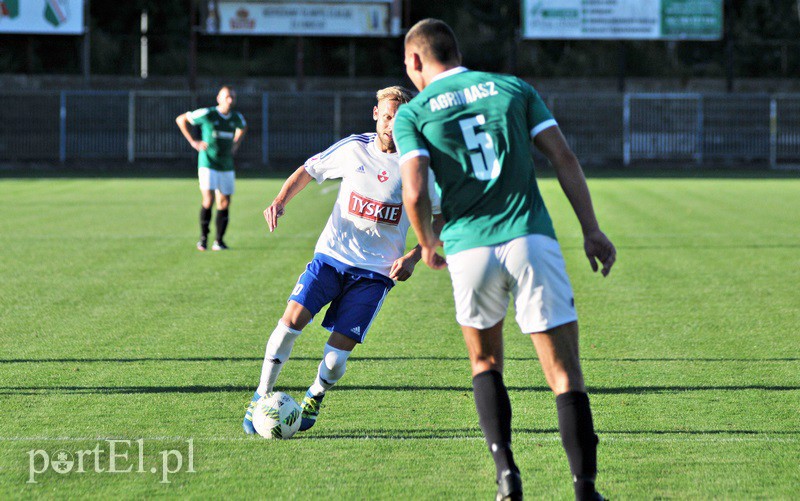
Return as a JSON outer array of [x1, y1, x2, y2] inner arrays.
[[395, 19, 616, 501], [176, 86, 248, 251]]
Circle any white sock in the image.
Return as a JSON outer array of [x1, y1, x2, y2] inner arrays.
[[256, 321, 302, 396], [308, 343, 351, 396]]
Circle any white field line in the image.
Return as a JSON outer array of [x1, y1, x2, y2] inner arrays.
[[0, 435, 797, 443]]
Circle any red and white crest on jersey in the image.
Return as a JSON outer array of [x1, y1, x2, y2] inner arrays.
[[348, 192, 402, 225], [377, 170, 389, 183]]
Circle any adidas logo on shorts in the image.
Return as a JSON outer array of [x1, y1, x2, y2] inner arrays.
[[350, 326, 361, 335]]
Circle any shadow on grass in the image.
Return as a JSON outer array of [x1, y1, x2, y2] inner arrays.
[[0, 384, 797, 396], [301, 428, 800, 440], [0, 356, 797, 364]]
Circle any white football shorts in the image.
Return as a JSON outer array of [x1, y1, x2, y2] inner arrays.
[[198, 167, 235, 195], [445, 233, 577, 333]]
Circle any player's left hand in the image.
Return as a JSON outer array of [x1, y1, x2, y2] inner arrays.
[[389, 256, 416, 282]]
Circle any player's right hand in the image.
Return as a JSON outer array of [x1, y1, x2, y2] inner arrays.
[[584, 229, 616, 277], [264, 202, 285, 232], [421, 245, 447, 270], [192, 140, 208, 151]]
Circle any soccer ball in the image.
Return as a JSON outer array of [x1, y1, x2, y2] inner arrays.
[[252, 392, 302, 439]]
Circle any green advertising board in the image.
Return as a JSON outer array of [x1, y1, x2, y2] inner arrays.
[[661, 0, 723, 39], [523, 0, 723, 40]]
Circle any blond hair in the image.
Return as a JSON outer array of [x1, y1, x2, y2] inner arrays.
[[376, 86, 413, 105]]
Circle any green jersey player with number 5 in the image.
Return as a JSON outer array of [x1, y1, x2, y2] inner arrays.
[[394, 18, 616, 501]]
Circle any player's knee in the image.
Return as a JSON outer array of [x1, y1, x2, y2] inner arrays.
[[549, 369, 585, 395], [470, 356, 502, 376], [280, 317, 300, 330], [281, 306, 311, 331]]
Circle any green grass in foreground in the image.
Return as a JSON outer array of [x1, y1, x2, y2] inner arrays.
[[1, 174, 798, 499]]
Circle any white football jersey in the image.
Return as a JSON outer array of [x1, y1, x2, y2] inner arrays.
[[304, 133, 441, 279]]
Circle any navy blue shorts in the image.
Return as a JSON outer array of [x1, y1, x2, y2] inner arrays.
[[288, 258, 393, 343]]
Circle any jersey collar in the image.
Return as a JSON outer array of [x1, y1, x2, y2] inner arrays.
[[431, 66, 468, 83], [370, 136, 397, 158], [216, 107, 232, 119]]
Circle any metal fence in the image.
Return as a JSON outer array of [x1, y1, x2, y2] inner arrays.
[[1, 90, 799, 168]]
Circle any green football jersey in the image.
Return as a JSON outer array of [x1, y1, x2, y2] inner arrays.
[[394, 68, 558, 255], [187, 107, 246, 171]]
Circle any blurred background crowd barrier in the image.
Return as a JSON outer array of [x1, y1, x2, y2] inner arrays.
[[2, 90, 799, 169]]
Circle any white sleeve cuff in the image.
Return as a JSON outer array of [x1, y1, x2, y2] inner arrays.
[[530, 119, 558, 138], [399, 149, 430, 165], [303, 164, 324, 184]]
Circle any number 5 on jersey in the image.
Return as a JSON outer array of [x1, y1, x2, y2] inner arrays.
[[459, 114, 500, 181]]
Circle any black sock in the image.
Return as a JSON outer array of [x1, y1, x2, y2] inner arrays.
[[556, 391, 598, 501], [215, 209, 229, 242], [199, 206, 212, 241], [472, 370, 518, 481]]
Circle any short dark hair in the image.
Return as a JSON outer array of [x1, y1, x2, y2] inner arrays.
[[405, 18, 461, 66]]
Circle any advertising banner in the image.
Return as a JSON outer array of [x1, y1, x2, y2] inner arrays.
[[207, 1, 395, 37], [522, 0, 722, 40], [0, 0, 84, 34]]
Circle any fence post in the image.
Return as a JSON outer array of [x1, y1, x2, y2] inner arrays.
[[696, 95, 704, 165], [128, 91, 136, 163], [262, 92, 269, 166], [333, 92, 342, 142], [769, 97, 777, 169], [622, 93, 630, 166], [59, 91, 67, 163]]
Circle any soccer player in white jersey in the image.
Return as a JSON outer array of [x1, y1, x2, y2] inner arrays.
[[242, 86, 443, 434]]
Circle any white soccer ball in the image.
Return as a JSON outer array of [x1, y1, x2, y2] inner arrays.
[[252, 392, 302, 439]]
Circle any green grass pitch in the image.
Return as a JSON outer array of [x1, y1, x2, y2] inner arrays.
[[1, 173, 798, 499]]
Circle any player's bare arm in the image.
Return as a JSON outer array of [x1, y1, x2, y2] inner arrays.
[[175, 113, 207, 151], [400, 156, 447, 270], [264, 166, 314, 232], [534, 126, 616, 276], [232, 126, 248, 155]]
